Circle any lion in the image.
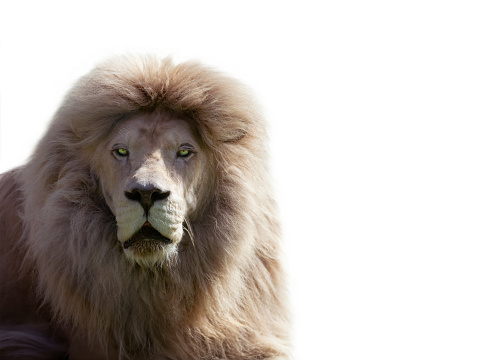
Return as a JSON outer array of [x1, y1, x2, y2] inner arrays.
[[0, 55, 290, 359]]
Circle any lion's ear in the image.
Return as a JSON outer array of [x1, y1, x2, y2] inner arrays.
[[220, 125, 248, 143], [209, 116, 249, 143]]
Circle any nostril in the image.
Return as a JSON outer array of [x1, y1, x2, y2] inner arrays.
[[125, 189, 143, 203], [151, 190, 170, 202]]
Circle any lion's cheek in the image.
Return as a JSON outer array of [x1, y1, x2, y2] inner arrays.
[[184, 178, 211, 221], [98, 174, 126, 216], [102, 190, 116, 216], [185, 191, 198, 216]]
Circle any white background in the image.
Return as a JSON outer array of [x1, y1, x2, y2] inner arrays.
[[1, 1, 478, 359]]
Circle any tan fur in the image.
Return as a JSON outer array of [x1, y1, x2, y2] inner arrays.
[[0, 55, 289, 359]]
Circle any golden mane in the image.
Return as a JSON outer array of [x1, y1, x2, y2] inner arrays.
[[0, 55, 289, 359]]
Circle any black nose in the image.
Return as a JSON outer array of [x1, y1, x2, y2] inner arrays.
[[124, 187, 170, 216]]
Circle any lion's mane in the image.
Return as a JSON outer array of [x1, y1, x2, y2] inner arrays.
[[0, 55, 289, 359]]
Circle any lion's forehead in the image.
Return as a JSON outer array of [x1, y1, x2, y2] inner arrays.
[[115, 113, 199, 149]]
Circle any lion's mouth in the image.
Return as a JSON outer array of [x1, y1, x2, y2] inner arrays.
[[123, 222, 172, 249]]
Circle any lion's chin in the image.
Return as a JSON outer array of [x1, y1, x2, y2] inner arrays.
[[124, 242, 177, 268]]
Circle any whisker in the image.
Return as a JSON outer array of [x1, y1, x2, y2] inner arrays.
[[183, 218, 195, 248]]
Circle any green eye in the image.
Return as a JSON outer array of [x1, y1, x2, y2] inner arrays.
[[116, 148, 129, 157], [178, 149, 190, 157]]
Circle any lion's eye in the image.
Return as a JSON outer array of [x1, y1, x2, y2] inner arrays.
[[115, 148, 129, 157], [177, 149, 191, 158]]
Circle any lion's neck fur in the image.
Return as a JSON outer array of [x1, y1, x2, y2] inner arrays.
[[19, 158, 288, 358]]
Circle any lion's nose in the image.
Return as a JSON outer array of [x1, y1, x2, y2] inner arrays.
[[124, 187, 170, 216]]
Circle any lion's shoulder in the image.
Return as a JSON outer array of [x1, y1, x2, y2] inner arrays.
[[0, 168, 40, 324], [0, 169, 24, 248]]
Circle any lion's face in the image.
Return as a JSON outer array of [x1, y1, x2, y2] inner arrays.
[[95, 111, 212, 267]]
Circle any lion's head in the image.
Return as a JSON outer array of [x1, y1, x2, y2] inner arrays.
[[94, 111, 214, 267], [11, 55, 289, 358]]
